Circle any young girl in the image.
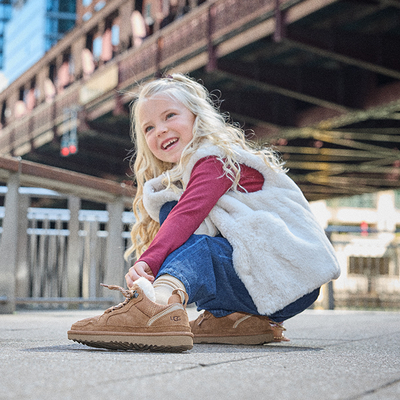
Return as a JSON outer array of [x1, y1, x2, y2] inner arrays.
[[68, 73, 340, 352]]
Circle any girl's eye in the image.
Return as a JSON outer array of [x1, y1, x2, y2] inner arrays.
[[144, 126, 153, 133], [166, 112, 175, 119]]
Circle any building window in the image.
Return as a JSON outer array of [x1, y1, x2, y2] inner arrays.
[[58, 17, 75, 33], [1, 101, 7, 126], [111, 24, 119, 46], [348, 256, 390, 276], [327, 193, 377, 209], [0, 2, 12, 20], [92, 36, 102, 60], [47, 0, 75, 13], [395, 190, 400, 209], [82, 11, 92, 21], [59, 1, 75, 13], [94, 1, 105, 12]]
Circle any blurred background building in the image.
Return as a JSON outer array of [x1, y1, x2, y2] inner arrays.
[[0, 1, 12, 91], [1, 0, 76, 88], [78, 0, 107, 23], [311, 191, 400, 309]]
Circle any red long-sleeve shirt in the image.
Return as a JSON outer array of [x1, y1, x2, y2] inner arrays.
[[138, 156, 264, 277]]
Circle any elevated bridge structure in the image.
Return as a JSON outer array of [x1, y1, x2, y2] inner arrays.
[[1, 0, 400, 201]]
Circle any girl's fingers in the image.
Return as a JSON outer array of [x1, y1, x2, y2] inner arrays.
[[125, 267, 140, 288], [125, 262, 154, 287], [140, 268, 155, 282], [135, 262, 155, 281], [125, 272, 136, 288]]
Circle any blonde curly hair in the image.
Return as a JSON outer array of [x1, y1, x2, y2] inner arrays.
[[124, 73, 285, 261]]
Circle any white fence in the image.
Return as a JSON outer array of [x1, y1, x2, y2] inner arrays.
[[0, 157, 134, 313], [0, 189, 135, 311], [0, 204, 134, 303]]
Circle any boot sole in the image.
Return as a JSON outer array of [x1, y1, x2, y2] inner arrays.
[[68, 331, 193, 352], [193, 332, 275, 345]]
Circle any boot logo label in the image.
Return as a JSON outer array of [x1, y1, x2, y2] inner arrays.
[[147, 304, 183, 326]]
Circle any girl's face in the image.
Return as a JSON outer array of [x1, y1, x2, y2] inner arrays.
[[137, 94, 195, 164]]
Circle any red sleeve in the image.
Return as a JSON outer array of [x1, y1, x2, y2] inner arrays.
[[138, 156, 264, 276], [138, 157, 231, 276]]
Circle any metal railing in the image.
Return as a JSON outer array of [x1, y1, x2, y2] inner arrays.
[[0, 205, 134, 305], [0, 156, 134, 313]]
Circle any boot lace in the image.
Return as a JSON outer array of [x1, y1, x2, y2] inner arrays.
[[268, 318, 287, 332], [197, 310, 213, 326], [100, 283, 139, 313]]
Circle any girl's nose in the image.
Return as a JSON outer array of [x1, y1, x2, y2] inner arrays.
[[156, 124, 167, 137]]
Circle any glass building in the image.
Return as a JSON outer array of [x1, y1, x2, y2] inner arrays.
[[0, 1, 12, 69], [2, 0, 76, 84]]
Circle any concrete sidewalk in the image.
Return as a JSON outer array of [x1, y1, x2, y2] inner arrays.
[[0, 307, 399, 400]]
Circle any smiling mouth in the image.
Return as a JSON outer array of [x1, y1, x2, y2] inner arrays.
[[162, 138, 178, 149]]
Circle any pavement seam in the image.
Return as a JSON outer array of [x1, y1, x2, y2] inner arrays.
[[344, 376, 400, 400]]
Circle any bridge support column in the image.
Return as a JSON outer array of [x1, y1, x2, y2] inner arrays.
[[66, 195, 81, 298], [0, 172, 21, 313], [15, 194, 30, 298], [104, 199, 124, 301]]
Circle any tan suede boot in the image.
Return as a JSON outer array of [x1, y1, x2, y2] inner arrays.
[[189, 311, 275, 345], [68, 283, 193, 352]]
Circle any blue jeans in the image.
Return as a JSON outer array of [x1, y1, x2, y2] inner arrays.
[[157, 201, 319, 322]]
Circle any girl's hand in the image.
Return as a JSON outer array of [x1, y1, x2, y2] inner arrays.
[[125, 261, 155, 288]]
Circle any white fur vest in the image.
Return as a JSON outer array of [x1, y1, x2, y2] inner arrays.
[[143, 145, 340, 315]]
